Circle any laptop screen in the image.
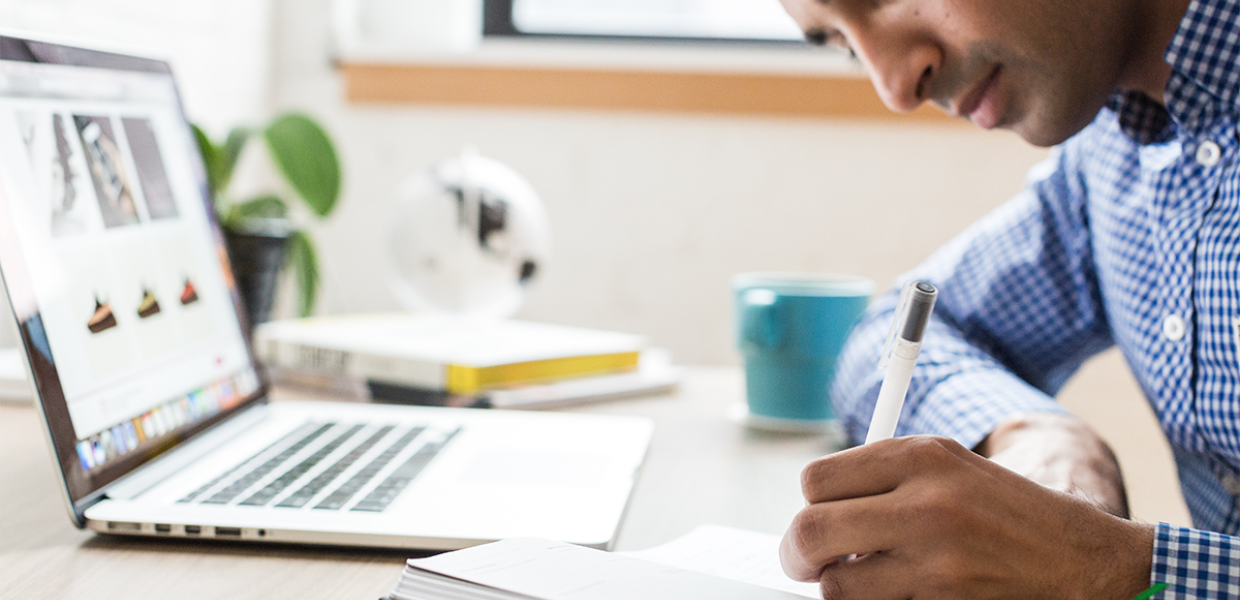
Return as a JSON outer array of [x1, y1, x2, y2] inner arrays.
[[0, 37, 262, 508]]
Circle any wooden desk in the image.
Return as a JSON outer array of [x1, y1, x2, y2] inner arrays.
[[0, 368, 829, 599]]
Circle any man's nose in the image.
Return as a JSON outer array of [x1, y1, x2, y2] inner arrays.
[[861, 40, 940, 113]]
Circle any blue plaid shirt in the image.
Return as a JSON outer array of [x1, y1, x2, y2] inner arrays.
[[832, 0, 1240, 596]]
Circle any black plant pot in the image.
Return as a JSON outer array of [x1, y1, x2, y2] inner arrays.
[[224, 222, 291, 336]]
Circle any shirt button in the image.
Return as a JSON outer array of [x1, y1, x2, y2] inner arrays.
[[1163, 314, 1187, 341], [1196, 141, 1222, 167]]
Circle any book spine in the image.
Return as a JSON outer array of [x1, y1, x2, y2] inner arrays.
[[262, 340, 446, 390]]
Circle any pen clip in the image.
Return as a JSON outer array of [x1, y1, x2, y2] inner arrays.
[[879, 281, 914, 371]]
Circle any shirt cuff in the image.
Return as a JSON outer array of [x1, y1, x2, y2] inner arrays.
[[1152, 522, 1240, 598], [901, 368, 1068, 451]]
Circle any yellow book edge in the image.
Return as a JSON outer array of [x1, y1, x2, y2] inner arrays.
[[445, 351, 642, 395]]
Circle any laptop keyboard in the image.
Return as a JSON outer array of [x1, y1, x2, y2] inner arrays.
[[278, 425, 397, 509], [179, 421, 458, 513], [351, 433, 454, 512], [181, 423, 334, 504], [238, 424, 366, 507], [314, 425, 425, 510]]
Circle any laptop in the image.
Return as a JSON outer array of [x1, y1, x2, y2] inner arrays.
[[0, 33, 653, 551]]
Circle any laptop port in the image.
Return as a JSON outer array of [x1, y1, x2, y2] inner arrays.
[[215, 527, 242, 537], [154, 524, 172, 534], [184, 525, 202, 535], [107, 521, 141, 532]]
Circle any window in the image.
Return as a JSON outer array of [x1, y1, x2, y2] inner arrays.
[[483, 0, 804, 43]]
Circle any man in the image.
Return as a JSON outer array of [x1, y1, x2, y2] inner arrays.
[[775, 0, 1239, 597]]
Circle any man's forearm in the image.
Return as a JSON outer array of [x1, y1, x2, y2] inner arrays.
[[976, 412, 1130, 518]]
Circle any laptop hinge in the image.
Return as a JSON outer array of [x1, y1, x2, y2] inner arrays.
[[102, 402, 272, 501]]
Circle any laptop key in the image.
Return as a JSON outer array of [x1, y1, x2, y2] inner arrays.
[[200, 423, 335, 505], [351, 429, 458, 513], [238, 425, 365, 507], [275, 425, 396, 509], [313, 426, 426, 510]]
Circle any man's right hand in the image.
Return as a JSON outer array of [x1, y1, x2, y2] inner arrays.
[[780, 436, 1153, 599]]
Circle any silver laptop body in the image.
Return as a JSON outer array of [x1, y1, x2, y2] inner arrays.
[[0, 33, 651, 551]]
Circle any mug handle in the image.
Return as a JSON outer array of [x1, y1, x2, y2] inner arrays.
[[739, 289, 782, 350]]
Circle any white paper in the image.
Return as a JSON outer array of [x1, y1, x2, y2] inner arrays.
[[405, 537, 810, 600], [622, 525, 821, 599]]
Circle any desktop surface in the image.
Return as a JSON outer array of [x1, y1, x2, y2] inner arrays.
[[0, 367, 831, 600]]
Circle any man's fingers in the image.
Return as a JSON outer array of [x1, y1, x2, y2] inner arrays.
[[800, 436, 973, 504], [779, 495, 905, 581], [817, 551, 913, 600]]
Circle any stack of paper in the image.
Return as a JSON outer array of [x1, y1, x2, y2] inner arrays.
[[386, 525, 819, 600]]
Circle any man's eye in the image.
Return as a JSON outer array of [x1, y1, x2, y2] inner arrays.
[[805, 29, 858, 61], [805, 30, 829, 45], [825, 32, 858, 60]]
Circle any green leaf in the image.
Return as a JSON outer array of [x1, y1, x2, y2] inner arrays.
[[233, 195, 288, 220], [219, 126, 253, 192], [192, 124, 255, 203], [191, 124, 222, 197], [264, 113, 341, 218], [286, 229, 319, 317]]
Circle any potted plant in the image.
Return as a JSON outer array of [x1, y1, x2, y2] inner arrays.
[[193, 113, 341, 331]]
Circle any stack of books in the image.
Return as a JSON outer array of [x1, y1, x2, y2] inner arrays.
[[255, 313, 680, 409]]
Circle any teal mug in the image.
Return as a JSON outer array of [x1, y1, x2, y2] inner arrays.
[[733, 273, 873, 424]]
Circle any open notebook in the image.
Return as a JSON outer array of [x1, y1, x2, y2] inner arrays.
[[386, 525, 820, 600]]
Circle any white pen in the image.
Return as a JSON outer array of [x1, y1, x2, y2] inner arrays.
[[865, 281, 938, 444]]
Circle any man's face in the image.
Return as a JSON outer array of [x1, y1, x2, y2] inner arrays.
[[780, 0, 1135, 147]]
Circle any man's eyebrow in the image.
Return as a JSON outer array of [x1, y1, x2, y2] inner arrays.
[[804, 28, 828, 46]]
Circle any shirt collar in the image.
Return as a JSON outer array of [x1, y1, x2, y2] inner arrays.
[[1163, 0, 1240, 112], [1107, 0, 1240, 144]]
